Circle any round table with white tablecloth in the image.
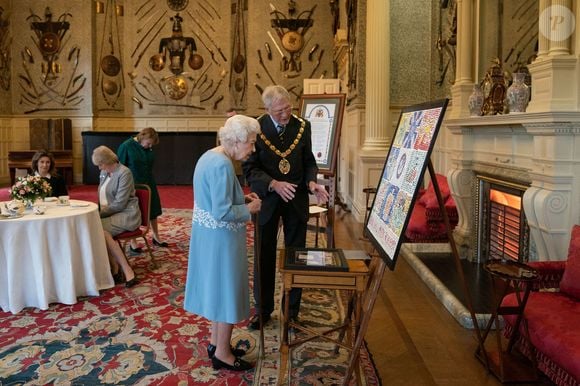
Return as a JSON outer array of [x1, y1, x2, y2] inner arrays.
[[0, 200, 114, 314]]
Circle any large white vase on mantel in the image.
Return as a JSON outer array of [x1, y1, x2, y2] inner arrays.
[[506, 73, 530, 113]]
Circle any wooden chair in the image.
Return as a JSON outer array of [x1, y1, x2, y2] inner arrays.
[[113, 184, 156, 269]]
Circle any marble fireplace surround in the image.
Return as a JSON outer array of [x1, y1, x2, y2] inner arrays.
[[445, 112, 580, 263]]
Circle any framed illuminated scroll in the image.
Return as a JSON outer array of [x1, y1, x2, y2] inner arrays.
[[364, 99, 449, 270], [299, 94, 345, 176]]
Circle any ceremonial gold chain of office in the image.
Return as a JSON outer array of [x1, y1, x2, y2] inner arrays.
[[259, 117, 305, 174]]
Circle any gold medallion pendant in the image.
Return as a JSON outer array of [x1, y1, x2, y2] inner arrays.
[[279, 158, 291, 174]]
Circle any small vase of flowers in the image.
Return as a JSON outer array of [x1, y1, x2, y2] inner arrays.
[[9, 175, 52, 208]]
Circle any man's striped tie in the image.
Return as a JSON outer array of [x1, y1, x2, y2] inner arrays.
[[277, 125, 286, 140]]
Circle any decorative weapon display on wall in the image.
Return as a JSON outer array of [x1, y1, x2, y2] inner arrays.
[[503, 0, 538, 71], [268, 2, 315, 76], [346, 0, 357, 94], [27, 7, 71, 85], [0, 7, 11, 92], [126, 0, 226, 112], [97, 0, 125, 109], [229, 0, 248, 108], [435, 0, 456, 87], [167, 0, 189, 12], [252, 2, 321, 101], [157, 14, 197, 76], [19, 7, 86, 114]]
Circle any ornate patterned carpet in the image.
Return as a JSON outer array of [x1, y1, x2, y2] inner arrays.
[[0, 209, 380, 385]]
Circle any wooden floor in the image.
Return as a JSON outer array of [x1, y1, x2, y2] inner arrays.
[[331, 209, 504, 385]]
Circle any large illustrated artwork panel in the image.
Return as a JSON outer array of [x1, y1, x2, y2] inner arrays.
[[365, 99, 449, 269]]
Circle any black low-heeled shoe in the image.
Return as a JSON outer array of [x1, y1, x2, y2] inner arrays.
[[125, 277, 139, 288], [152, 238, 169, 247], [207, 344, 247, 359], [211, 355, 253, 371], [129, 246, 142, 253]]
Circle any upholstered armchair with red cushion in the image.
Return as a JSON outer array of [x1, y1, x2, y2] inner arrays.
[[502, 225, 580, 386], [405, 174, 458, 242]]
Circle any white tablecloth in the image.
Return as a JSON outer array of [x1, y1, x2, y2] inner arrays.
[[0, 200, 114, 314]]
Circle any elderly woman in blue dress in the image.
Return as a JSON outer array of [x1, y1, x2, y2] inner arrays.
[[184, 115, 261, 371], [92, 145, 140, 288]]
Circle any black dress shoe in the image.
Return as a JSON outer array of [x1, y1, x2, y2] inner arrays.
[[248, 314, 271, 330], [125, 277, 139, 288], [207, 344, 247, 358], [152, 238, 169, 247], [211, 355, 253, 371], [289, 308, 299, 320], [129, 246, 142, 253]]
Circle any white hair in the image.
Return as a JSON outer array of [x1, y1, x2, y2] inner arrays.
[[218, 114, 260, 147], [262, 85, 290, 109]]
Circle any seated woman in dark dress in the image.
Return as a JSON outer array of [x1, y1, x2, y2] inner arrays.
[[31, 150, 68, 197]]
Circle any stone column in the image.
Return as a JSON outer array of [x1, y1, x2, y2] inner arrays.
[[449, 0, 476, 118], [548, 0, 573, 55], [527, 0, 578, 112], [362, 0, 390, 150], [537, 0, 550, 59], [455, 0, 474, 85]]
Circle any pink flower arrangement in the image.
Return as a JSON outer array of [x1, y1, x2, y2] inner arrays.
[[9, 175, 52, 203]]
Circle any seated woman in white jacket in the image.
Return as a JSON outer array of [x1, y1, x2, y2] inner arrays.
[[92, 145, 141, 288]]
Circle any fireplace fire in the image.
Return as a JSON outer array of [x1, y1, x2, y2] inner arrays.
[[476, 175, 530, 263]]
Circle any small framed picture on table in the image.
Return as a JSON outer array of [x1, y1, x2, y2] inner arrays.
[[284, 247, 348, 272]]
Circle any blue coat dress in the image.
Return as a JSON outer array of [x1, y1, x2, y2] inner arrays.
[[183, 150, 251, 324]]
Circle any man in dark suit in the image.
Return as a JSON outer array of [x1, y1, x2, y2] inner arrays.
[[243, 85, 329, 329]]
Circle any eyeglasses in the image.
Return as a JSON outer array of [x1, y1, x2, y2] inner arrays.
[[270, 105, 292, 115]]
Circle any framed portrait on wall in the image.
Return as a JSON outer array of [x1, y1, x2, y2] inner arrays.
[[299, 94, 345, 176], [364, 99, 449, 270]]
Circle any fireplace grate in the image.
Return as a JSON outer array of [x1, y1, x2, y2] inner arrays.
[[489, 202, 521, 261], [475, 175, 530, 263]]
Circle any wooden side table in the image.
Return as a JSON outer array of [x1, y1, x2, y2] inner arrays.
[[277, 249, 370, 385], [476, 259, 539, 383]]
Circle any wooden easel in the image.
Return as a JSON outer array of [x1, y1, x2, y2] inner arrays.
[[340, 159, 485, 384]]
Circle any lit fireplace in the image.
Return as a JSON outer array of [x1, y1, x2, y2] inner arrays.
[[445, 114, 579, 263], [475, 175, 530, 263]]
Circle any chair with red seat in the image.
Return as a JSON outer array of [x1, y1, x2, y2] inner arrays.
[[113, 184, 156, 269]]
